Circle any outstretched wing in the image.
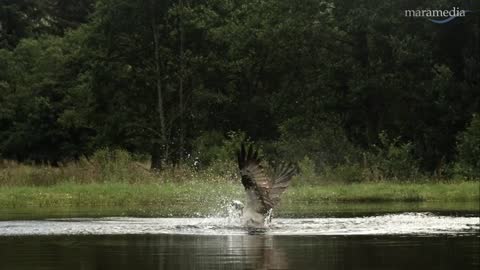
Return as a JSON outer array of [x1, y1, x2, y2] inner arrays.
[[237, 144, 274, 211], [269, 161, 297, 206]]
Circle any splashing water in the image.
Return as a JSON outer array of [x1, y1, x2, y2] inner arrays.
[[226, 200, 244, 221], [0, 213, 478, 236]]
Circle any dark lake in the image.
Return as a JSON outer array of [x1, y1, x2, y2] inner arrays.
[[0, 234, 478, 270], [0, 205, 478, 270]]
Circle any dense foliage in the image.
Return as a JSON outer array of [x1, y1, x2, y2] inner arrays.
[[0, 0, 479, 179]]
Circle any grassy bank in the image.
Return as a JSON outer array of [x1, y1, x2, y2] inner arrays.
[[0, 182, 478, 216], [1, 156, 479, 217]]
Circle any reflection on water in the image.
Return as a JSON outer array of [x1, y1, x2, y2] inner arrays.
[[0, 234, 478, 270]]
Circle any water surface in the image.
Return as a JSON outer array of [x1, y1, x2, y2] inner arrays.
[[0, 205, 478, 270], [0, 213, 478, 236], [0, 233, 478, 270]]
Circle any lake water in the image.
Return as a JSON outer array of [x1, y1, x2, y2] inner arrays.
[[0, 233, 478, 270], [0, 206, 478, 270]]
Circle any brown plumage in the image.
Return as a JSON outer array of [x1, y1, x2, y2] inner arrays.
[[237, 143, 297, 225]]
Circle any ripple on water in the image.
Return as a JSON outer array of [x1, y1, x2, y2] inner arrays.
[[0, 213, 478, 236]]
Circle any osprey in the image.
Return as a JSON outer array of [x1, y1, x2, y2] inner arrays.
[[236, 144, 297, 227]]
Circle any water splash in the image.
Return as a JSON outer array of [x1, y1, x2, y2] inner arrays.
[[226, 200, 244, 220], [0, 213, 478, 236]]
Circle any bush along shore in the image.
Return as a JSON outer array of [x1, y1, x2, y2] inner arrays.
[[0, 149, 478, 215]]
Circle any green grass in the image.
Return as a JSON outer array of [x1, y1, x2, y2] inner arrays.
[[284, 182, 480, 203], [0, 182, 478, 217], [0, 156, 479, 217], [0, 182, 240, 209]]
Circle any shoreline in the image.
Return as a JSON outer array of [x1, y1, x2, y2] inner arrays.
[[0, 182, 478, 218]]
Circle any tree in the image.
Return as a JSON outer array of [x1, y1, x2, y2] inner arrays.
[[455, 114, 480, 179], [0, 34, 92, 163]]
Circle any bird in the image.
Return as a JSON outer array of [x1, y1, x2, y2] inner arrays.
[[235, 143, 297, 228]]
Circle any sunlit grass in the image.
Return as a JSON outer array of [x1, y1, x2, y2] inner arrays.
[[0, 157, 478, 215], [0, 181, 478, 212], [283, 182, 480, 203]]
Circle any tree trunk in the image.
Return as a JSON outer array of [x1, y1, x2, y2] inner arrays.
[[151, 142, 163, 170], [178, 0, 185, 164], [151, 8, 168, 170]]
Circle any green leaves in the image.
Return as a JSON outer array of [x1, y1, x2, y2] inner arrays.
[[455, 115, 480, 179], [0, 0, 478, 178]]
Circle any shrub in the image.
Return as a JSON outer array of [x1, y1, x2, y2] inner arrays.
[[322, 163, 366, 183], [293, 156, 318, 185], [454, 114, 480, 180], [293, 156, 367, 184], [275, 118, 360, 168], [365, 132, 420, 181], [85, 148, 151, 183], [191, 130, 249, 168]]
